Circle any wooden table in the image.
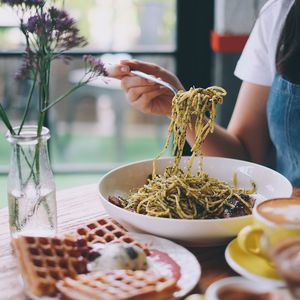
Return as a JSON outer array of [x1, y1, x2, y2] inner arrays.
[[0, 184, 299, 300]]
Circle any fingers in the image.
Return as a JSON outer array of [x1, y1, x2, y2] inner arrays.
[[108, 59, 184, 92], [106, 64, 130, 79], [106, 59, 159, 79], [125, 84, 173, 115], [121, 59, 184, 91], [126, 85, 160, 104], [107, 59, 177, 116], [120, 75, 156, 92], [120, 60, 163, 77], [129, 89, 166, 114]]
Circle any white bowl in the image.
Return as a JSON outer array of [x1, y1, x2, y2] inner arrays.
[[98, 156, 292, 246]]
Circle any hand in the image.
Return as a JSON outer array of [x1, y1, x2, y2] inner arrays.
[[108, 60, 185, 117]]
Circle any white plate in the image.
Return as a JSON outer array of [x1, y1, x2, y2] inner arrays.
[[26, 233, 201, 299], [225, 238, 285, 287], [131, 232, 201, 298], [98, 156, 293, 246]]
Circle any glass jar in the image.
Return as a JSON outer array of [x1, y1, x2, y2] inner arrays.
[[6, 125, 57, 237]]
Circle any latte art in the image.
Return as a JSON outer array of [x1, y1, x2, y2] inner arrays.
[[261, 205, 300, 223], [257, 198, 300, 225]]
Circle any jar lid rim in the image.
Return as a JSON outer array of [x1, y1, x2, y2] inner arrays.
[[6, 126, 50, 142]]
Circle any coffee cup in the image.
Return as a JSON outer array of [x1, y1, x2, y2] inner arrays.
[[205, 276, 278, 300], [271, 237, 300, 299], [237, 197, 300, 262]]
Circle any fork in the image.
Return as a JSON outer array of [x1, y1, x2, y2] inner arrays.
[[130, 70, 179, 95]]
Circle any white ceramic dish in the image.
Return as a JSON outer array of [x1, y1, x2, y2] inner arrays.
[[27, 233, 201, 299], [98, 156, 293, 246], [205, 276, 277, 300], [131, 232, 201, 298]]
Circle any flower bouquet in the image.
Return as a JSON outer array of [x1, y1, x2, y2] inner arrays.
[[0, 0, 107, 237]]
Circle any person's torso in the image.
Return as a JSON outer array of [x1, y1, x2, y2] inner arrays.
[[234, 0, 294, 86], [259, 0, 295, 82], [267, 74, 300, 187]]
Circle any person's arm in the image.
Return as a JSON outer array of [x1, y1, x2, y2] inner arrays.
[[187, 82, 270, 164], [109, 60, 271, 164]]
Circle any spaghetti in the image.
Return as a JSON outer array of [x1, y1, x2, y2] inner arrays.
[[111, 87, 256, 219]]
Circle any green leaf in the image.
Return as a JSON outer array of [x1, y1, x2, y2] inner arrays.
[[0, 104, 15, 134]]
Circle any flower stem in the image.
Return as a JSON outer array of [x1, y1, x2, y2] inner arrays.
[[0, 104, 15, 135], [41, 81, 87, 112], [17, 71, 38, 135]]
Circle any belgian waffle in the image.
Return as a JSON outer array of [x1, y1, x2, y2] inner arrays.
[[13, 218, 151, 297], [71, 218, 150, 255], [56, 269, 178, 300], [13, 236, 93, 297]]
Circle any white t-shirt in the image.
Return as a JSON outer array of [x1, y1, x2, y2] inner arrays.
[[234, 0, 295, 86]]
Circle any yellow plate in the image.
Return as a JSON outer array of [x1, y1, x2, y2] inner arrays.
[[225, 238, 284, 287]]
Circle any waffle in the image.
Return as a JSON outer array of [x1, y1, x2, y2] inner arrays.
[[57, 269, 178, 300], [72, 218, 150, 255], [13, 235, 93, 297], [13, 218, 150, 297]]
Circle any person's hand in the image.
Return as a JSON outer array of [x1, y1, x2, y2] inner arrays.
[[108, 60, 185, 117]]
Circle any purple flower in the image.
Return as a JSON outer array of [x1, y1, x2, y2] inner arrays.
[[83, 55, 108, 77], [1, 0, 44, 7], [23, 6, 87, 51], [49, 7, 71, 31], [26, 15, 39, 33], [15, 47, 35, 80], [48, 7, 87, 50], [59, 27, 87, 50], [0, 0, 111, 138], [25, 13, 48, 37]]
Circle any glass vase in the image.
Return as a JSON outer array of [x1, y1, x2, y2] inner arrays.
[[6, 125, 57, 238]]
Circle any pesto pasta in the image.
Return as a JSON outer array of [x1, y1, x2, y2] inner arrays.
[[111, 86, 256, 219]]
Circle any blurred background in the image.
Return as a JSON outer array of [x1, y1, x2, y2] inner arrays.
[[0, 0, 267, 207]]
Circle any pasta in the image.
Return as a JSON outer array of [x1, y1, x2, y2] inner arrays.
[[110, 87, 256, 219]]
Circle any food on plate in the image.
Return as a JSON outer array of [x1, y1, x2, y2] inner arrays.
[[88, 243, 148, 272], [12, 235, 91, 297], [109, 177, 255, 219], [56, 269, 178, 300], [12, 217, 180, 299], [70, 217, 150, 255], [148, 249, 181, 282], [110, 87, 256, 219]]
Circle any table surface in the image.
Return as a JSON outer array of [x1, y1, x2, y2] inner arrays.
[[0, 184, 299, 300]]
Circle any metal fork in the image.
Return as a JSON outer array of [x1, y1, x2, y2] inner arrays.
[[130, 70, 178, 95]]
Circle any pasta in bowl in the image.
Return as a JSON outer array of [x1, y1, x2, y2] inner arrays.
[[98, 156, 292, 246]]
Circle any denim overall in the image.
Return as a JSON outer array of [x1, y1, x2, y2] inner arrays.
[[267, 74, 300, 187]]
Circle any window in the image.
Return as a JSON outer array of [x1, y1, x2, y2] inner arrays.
[[0, 0, 214, 207]]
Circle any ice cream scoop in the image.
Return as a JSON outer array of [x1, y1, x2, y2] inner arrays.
[[88, 243, 148, 272]]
